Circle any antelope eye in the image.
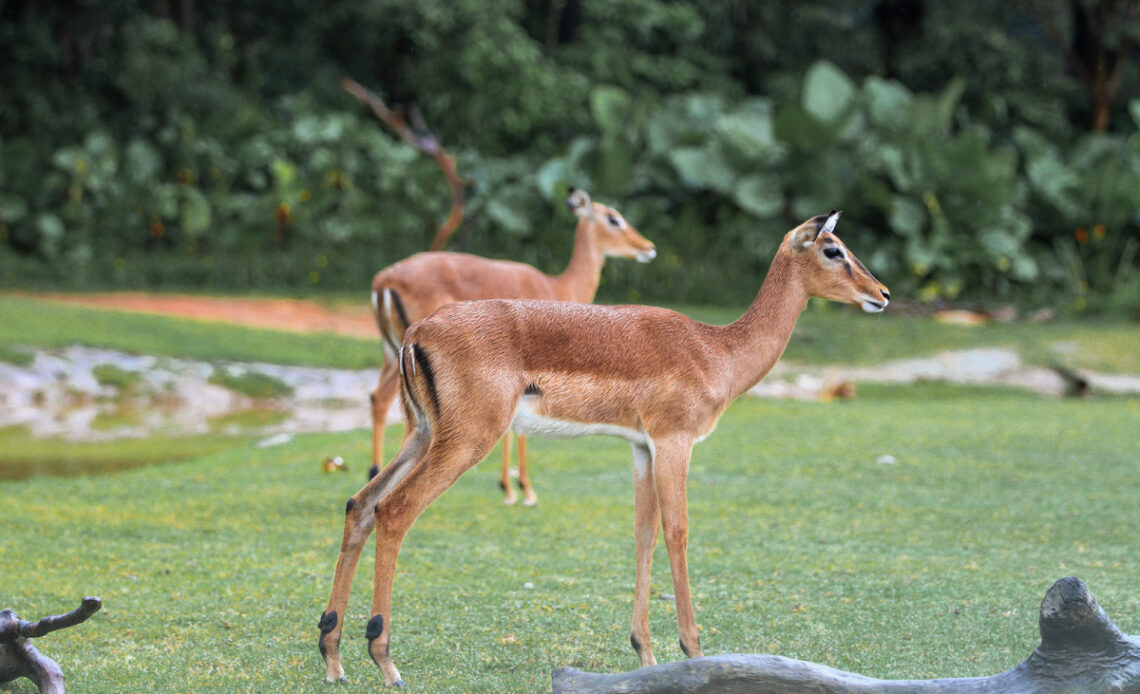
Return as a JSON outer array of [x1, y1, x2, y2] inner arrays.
[[606, 213, 621, 227], [823, 247, 844, 260]]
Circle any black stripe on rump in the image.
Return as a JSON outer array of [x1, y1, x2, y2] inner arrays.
[[413, 344, 441, 417], [388, 288, 411, 336]]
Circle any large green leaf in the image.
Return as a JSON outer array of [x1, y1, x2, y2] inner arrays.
[[864, 77, 912, 131], [889, 195, 926, 237], [0, 192, 28, 223], [589, 85, 632, 137], [802, 60, 856, 126], [1014, 127, 1081, 218], [125, 139, 162, 183], [485, 197, 531, 236], [35, 213, 65, 257], [181, 186, 212, 237], [732, 174, 783, 218], [716, 99, 784, 163], [535, 158, 570, 199], [668, 143, 736, 194]]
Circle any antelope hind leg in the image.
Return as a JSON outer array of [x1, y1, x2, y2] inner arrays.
[[319, 427, 428, 683]]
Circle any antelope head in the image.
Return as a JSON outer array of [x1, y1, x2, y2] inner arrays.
[[786, 210, 891, 313], [567, 188, 657, 263]]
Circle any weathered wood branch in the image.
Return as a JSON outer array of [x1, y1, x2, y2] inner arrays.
[[553, 577, 1140, 694], [341, 76, 465, 251], [0, 597, 102, 694]]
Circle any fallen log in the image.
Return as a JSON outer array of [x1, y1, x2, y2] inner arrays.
[[553, 577, 1140, 694], [0, 597, 102, 694]]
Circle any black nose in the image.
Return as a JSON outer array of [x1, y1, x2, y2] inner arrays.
[[881, 290, 891, 301]]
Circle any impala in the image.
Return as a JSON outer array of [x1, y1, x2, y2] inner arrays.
[[368, 188, 656, 506], [318, 211, 890, 687]]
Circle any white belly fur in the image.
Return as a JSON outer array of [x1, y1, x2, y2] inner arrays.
[[510, 395, 647, 446]]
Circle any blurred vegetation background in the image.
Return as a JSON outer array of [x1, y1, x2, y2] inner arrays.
[[1, 0, 1138, 314]]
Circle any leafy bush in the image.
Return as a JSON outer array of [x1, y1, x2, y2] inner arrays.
[[1, 2, 1138, 311]]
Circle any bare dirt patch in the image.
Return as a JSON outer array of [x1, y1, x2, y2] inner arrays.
[[38, 292, 378, 339]]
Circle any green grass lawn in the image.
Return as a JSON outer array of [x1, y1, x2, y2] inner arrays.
[[2, 387, 1139, 693]]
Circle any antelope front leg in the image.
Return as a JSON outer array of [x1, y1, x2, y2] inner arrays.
[[652, 435, 703, 660], [630, 442, 659, 667], [500, 434, 518, 505], [517, 435, 537, 506]]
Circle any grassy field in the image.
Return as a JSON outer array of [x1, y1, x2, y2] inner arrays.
[[0, 295, 381, 370], [1, 388, 1138, 693], [1, 296, 1139, 692], [3, 294, 1140, 373]]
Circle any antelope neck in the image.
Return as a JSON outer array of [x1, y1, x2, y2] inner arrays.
[[719, 248, 809, 400], [552, 219, 604, 303]]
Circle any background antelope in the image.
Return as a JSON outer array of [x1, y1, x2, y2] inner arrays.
[[319, 211, 890, 687], [368, 188, 656, 505]]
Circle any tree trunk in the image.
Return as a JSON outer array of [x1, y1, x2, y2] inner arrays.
[[553, 577, 1140, 694]]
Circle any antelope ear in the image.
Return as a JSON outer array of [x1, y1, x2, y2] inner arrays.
[[566, 188, 592, 217], [789, 210, 841, 251], [817, 210, 841, 236], [789, 220, 819, 250]]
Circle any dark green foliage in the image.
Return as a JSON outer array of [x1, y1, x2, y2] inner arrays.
[[1, 1, 1138, 310]]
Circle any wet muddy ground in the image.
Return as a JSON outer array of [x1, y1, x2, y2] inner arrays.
[[5, 294, 1138, 443]]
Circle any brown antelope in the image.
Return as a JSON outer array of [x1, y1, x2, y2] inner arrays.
[[318, 211, 890, 687], [368, 188, 656, 506]]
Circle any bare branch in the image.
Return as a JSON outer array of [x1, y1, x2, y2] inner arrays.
[[18, 598, 102, 639], [341, 77, 465, 251]]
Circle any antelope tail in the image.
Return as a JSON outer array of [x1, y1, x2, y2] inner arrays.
[[374, 287, 412, 361]]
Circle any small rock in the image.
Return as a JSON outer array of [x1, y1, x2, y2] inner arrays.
[[875, 454, 897, 465], [257, 433, 294, 448]]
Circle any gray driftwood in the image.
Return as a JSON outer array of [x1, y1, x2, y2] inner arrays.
[[0, 597, 102, 694], [553, 577, 1140, 694]]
